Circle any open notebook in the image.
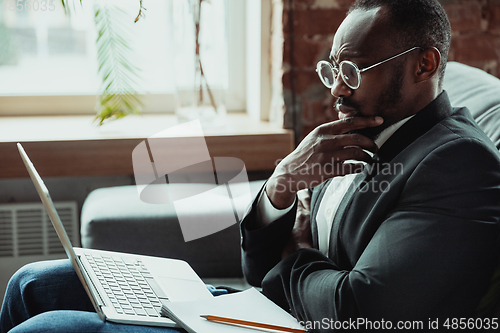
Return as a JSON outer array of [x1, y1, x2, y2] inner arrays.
[[160, 288, 306, 333]]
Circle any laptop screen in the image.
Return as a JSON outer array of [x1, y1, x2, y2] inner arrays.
[[17, 143, 79, 265]]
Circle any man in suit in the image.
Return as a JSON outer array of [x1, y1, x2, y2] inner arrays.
[[241, 0, 500, 330]]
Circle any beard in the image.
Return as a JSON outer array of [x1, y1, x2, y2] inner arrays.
[[339, 59, 406, 141]]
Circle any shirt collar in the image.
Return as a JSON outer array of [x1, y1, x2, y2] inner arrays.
[[374, 115, 415, 148]]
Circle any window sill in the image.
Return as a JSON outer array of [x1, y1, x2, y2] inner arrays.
[[0, 113, 294, 178]]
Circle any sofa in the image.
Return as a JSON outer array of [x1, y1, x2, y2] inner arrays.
[[80, 61, 500, 303]]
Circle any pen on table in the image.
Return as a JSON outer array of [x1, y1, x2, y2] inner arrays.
[[200, 314, 307, 333]]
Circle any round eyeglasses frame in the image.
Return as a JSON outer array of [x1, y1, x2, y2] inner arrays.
[[316, 46, 423, 90]]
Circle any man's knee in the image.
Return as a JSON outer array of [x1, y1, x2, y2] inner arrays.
[[9, 310, 183, 333], [5, 262, 40, 304], [6, 260, 72, 302], [8, 310, 101, 333], [4, 259, 82, 319], [0, 261, 64, 332]]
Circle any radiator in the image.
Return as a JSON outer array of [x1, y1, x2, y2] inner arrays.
[[0, 202, 79, 257], [0, 202, 79, 300]]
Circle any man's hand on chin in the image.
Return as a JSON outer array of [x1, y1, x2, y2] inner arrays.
[[265, 116, 383, 211]]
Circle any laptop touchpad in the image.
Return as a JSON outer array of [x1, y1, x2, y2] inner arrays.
[[157, 277, 213, 302]]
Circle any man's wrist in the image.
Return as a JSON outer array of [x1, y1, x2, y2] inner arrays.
[[265, 176, 296, 209], [255, 188, 296, 228]]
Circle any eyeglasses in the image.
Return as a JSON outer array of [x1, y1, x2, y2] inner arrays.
[[316, 46, 422, 90]]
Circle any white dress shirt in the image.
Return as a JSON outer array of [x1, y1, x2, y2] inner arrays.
[[257, 116, 414, 255]]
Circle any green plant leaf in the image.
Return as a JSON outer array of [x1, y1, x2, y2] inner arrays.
[[60, 0, 81, 16], [60, 0, 143, 126], [93, 1, 143, 126]]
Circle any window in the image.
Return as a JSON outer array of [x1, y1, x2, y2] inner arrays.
[[0, 0, 245, 115]]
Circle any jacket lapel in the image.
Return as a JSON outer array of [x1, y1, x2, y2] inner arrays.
[[376, 91, 454, 165]]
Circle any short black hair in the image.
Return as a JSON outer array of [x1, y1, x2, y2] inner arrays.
[[348, 0, 451, 88]]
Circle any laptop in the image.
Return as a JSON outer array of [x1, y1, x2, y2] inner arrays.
[[17, 143, 214, 328]]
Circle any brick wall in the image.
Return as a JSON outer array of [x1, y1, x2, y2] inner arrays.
[[281, 0, 500, 142]]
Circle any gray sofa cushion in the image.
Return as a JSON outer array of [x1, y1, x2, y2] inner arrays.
[[81, 180, 265, 278], [444, 62, 500, 149]]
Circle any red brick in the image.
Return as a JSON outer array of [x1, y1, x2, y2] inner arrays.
[[301, 124, 318, 138], [479, 60, 498, 77], [301, 92, 337, 124], [444, 2, 483, 32], [303, 100, 325, 121], [300, 117, 337, 141], [283, 0, 500, 139], [282, 9, 289, 31], [486, 2, 500, 33], [299, 123, 321, 142], [285, 0, 315, 11], [284, 0, 355, 11], [321, 0, 356, 11], [282, 71, 292, 91], [449, 33, 500, 62], [295, 70, 322, 94], [282, 70, 323, 94], [489, 62, 499, 78], [317, 105, 336, 123], [283, 36, 333, 67], [294, 0, 315, 5], [291, 9, 347, 36]]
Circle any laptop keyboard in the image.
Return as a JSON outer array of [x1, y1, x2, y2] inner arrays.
[[84, 253, 166, 317]]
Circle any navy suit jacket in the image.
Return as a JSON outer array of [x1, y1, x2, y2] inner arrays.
[[240, 92, 500, 330]]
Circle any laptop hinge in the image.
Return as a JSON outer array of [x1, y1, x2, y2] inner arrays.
[[77, 255, 106, 308]]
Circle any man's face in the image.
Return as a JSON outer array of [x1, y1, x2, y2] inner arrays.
[[330, 7, 413, 139]]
